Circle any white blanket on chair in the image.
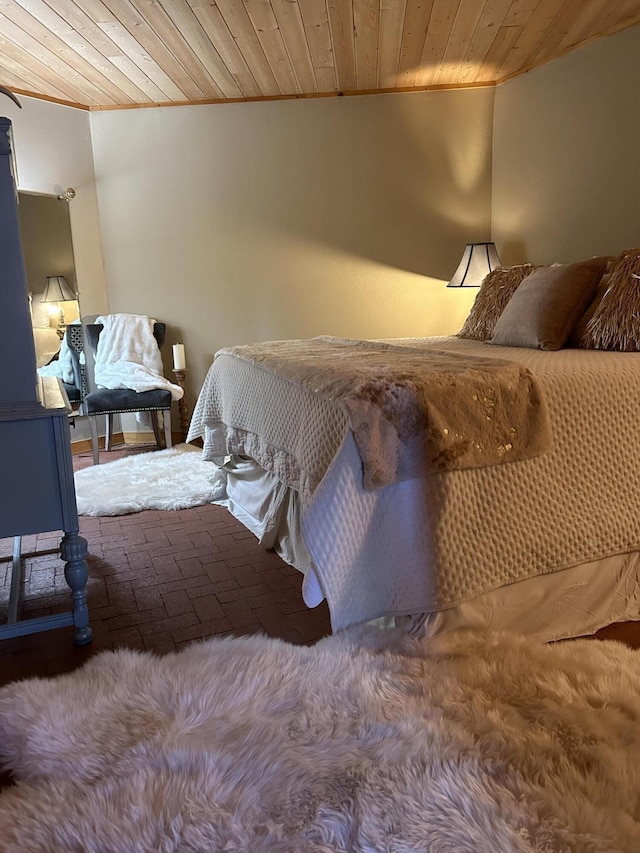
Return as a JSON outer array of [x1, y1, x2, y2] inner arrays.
[[94, 314, 183, 401]]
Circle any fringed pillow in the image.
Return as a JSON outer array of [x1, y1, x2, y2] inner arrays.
[[457, 264, 540, 341], [583, 248, 640, 351]]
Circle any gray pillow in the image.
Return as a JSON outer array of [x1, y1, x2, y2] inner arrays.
[[489, 256, 610, 351]]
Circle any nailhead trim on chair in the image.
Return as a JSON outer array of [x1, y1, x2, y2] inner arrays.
[[66, 325, 90, 398], [82, 383, 172, 416], [80, 405, 171, 415]]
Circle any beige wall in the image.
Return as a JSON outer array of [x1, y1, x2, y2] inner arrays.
[[492, 24, 640, 266], [89, 88, 495, 399], [10, 20, 640, 428], [5, 96, 108, 318]]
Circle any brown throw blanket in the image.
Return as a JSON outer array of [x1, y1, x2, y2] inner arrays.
[[226, 337, 550, 489]]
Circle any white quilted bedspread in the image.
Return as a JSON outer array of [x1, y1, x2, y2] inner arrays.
[[189, 337, 640, 620], [189, 347, 351, 500]]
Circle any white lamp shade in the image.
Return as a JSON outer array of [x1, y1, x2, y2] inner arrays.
[[447, 242, 502, 288], [42, 275, 76, 302]]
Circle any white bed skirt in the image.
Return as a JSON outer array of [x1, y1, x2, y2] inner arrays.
[[209, 445, 640, 643]]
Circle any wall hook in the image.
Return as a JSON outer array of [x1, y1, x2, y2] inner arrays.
[[57, 187, 76, 202]]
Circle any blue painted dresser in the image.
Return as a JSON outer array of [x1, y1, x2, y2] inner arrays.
[[0, 116, 92, 645]]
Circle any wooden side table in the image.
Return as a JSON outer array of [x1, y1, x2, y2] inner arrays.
[[172, 368, 190, 441]]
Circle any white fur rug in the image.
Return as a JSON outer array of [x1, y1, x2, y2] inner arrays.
[[74, 443, 220, 515], [1, 627, 639, 851]]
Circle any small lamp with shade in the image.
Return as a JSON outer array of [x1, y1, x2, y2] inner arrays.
[[41, 275, 77, 339], [447, 242, 503, 288]]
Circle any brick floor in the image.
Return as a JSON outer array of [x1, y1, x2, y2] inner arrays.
[[0, 444, 332, 688], [1, 443, 639, 693]]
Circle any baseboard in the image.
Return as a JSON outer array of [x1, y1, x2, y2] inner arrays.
[[123, 431, 188, 445], [122, 430, 155, 445], [70, 431, 189, 455], [71, 432, 126, 455]]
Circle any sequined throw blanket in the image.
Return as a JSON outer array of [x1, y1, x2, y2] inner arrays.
[[198, 337, 550, 492]]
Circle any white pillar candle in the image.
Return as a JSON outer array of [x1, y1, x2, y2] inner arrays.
[[172, 343, 186, 370]]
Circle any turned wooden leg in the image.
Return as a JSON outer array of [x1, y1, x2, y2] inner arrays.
[[60, 531, 92, 646]]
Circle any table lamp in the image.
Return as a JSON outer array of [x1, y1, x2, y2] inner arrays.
[[42, 275, 76, 339]]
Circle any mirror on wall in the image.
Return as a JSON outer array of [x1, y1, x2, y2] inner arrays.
[[17, 191, 79, 368]]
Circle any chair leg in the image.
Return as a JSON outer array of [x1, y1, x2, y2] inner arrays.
[[104, 413, 113, 451], [151, 411, 162, 449], [88, 416, 100, 465], [163, 410, 172, 449]]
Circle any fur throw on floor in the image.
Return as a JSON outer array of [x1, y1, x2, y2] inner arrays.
[[74, 443, 219, 516], [1, 626, 639, 851]]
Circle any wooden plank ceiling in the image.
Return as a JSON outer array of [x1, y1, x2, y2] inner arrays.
[[1, 0, 639, 110]]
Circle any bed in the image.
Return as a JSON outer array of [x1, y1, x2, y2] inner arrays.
[[188, 252, 640, 641]]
